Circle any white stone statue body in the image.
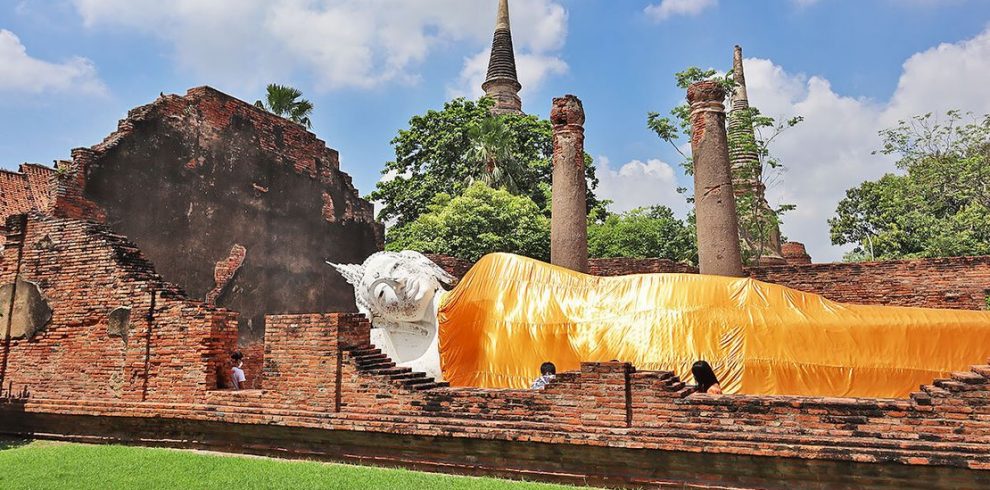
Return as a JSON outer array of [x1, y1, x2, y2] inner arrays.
[[328, 251, 453, 381]]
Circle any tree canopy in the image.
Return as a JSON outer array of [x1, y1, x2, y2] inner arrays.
[[588, 206, 697, 263], [370, 97, 599, 227], [385, 183, 550, 262], [254, 84, 314, 128], [830, 111, 990, 260]]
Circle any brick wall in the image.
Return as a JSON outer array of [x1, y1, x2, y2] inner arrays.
[[590, 257, 700, 276], [748, 257, 990, 310], [429, 254, 990, 311], [33, 86, 383, 342], [261, 313, 369, 410], [0, 213, 238, 402], [3, 308, 990, 480], [0, 164, 56, 249]]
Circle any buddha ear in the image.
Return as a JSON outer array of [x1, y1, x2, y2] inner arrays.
[[327, 262, 365, 286], [398, 251, 455, 286]]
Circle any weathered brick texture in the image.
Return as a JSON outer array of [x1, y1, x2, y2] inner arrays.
[[0, 213, 237, 402], [0, 220, 989, 480], [6, 86, 384, 342], [748, 257, 990, 310], [4, 305, 990, 481]]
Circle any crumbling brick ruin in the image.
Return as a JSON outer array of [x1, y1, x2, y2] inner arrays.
[[2, 87, 383, 342], [2, 85, 989, 487], [3, 307, 990, 487], [0, 213, 237, 402]]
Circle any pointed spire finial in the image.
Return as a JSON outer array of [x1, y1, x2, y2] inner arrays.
[[496, 0, 511, 30], [732, 45, 749, 110], [482, 0, 523, 115]]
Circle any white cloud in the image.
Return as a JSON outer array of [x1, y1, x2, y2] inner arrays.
[[72, 0, 569, 92], [644, 0, 717, 21], [737, 27, 990, 263], [595, 156, 690, 216], [0, 29, 106, 95]]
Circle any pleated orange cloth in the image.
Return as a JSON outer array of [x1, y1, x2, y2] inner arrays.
[[437, 253, 990, 398]]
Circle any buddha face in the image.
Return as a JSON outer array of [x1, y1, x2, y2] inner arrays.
[[329, 251, 455, 327]]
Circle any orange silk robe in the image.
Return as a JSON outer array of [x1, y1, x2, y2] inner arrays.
[[437, 253, 990, 398]]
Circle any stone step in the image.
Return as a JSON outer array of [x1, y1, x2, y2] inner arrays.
[[357, 361, 396, 371], [910, 392, 932, 405], [951, 371, 987, 385], [349, 346, 382, 356], [970, 365, 990, 378], [933, 379, 972, 392], [391, 372, 427, 382], [354, 354, 390, 364], [366, 367, 413, 376], [412, 382, 450, 391], [922, 384, 952, 398], [402, 377, 435, 387]]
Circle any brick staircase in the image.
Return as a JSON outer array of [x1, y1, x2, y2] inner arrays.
[[346, 344, 450, 391], [911, 360, 990, 404]]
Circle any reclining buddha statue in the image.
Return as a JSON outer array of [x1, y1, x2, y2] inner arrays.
[[331, 252, 990, 398]]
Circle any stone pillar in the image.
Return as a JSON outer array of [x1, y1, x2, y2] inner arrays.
[[550, 95, 589, 273], [688, 82, 745, 277]]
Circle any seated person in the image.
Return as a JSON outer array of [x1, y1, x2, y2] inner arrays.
[[530, 362, 557, 389], [230, 351, 247, 390], [691, 360, 722, 395]]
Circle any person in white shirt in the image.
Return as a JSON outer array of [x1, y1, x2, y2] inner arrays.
[[530, 362, 556, 389], [230, 351, 247, 390]]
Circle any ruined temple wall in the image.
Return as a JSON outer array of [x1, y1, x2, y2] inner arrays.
[[0, 165, 55, 250], [4, 309, 990, 471], [748, 257, 990, 310], [47, 86, 384, 341], [429, 254, 990, 311], [0, 214, 238, 402]]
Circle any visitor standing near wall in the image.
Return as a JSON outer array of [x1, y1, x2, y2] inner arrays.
[[530, 362, 557, 389], [231, 352, 246, 390]]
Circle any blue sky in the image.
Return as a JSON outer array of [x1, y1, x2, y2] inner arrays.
[[2, 0, 990, 261]]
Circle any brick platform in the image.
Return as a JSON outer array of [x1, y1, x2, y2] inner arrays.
[[1, 216, 989, 487]]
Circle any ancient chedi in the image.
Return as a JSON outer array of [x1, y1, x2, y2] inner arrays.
[[482, 0, 523, 115], [728, 45, 786, 265], [1, 87, 383, 342], [689, 81, 745, 277], [550, 96, 589, 273]]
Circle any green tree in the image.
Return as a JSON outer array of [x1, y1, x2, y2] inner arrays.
[[370, 97, 599, 227], [829, 111, 990, 260], [385, 183, 550, 262], [647, 67, 800, 265], [254, 84, 314, 128], [465, 117, 522, 192], [588, 206, 697, 263]]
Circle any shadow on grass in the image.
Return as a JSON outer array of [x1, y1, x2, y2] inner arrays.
[[0, 438, 29, 451], [0, 398, 30, 451]]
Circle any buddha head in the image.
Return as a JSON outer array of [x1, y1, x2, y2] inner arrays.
[[328, 251, 455, 328]]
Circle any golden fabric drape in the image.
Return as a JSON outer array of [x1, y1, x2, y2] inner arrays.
[[437, 253, 990, 398]]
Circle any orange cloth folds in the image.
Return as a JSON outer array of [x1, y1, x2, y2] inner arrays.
[[437, 253, 990, 398]]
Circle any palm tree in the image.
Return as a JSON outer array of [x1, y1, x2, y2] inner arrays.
[[465, 117, 521, 193], [254, 84, 314, 128]]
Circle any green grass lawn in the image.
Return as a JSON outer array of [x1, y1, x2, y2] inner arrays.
[[0, 438, 586, 490]]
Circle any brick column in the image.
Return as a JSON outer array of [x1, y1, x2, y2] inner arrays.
[[689, 82, 744, 277], [550, 95, 589, 273]]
